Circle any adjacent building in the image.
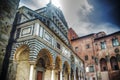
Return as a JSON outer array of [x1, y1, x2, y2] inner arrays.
[[94, 31, 120, 80], [69, 28, 120, 80], [7, 2, 85, 80], [68, 29, 96, 80]]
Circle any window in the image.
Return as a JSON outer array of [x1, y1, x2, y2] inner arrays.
[[112, 38, 119, 47], [103, 67, 107, 71], [86, 67, 89, 72], [43, 18, 46, 22], [93, 77, 95, 80], [47, 20, 50, 26], [101, 42, 106, 49], [92, 56, 94, 59], [85, 55, 88, 60], [89, 66, 94, 72], [100, 58, 108, 71], [56, 42, 61, 49], [110, 57, 119, 70], [86, 44, 90, 49], [75, 47, 78, 51]]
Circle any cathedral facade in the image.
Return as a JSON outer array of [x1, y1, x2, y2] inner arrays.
[[7, 3, 85, 80]]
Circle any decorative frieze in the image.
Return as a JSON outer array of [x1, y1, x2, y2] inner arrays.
[[62, 46, 71, 58], [43, 30, 53, 45], [20, 25, 33, 37]]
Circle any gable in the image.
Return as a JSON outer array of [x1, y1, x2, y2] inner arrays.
[[20, 14, 29, 23]]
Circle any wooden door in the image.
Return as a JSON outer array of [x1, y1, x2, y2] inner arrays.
[[58, 71, 60, 80], [37, 71, 43, 80]]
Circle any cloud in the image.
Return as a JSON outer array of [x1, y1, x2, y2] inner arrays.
[[60, 0, 93, 25], [73, 22, 120, 36], [81, 0, 93, 14], [91, 23, 120, 34], [19, 0, 49, 10], [70, 0, 120, 36]]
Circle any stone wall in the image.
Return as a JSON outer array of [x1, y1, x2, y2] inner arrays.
[[0, 0, 20, 76]]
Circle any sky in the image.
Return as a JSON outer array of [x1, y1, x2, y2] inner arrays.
[[19, 0, 120, 36]]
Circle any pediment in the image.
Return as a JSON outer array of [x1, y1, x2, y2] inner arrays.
[[20, 14, 29, 23]]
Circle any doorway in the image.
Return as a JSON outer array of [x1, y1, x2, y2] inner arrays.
[[37, 71, 43, 80]]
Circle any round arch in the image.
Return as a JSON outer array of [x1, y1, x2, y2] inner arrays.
[[100, 58, 108, 71], [14, 44, 30, 80], [110, 56, 119, 70], [36, 48, 53, 69], [55, 56, 62, 70], [36, 48, 54, 80], [54, 56, 62, 80], [63, 61, 70, 80], [14, 44, 30, 61], [63, 61, 70, 73]]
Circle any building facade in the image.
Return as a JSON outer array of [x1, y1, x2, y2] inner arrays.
[[94, 31, 120, 80], [69, 28, 120, 80], [7, 3, 85, 80], [68, 29, 96, 80], [0, 0, 20, 77]]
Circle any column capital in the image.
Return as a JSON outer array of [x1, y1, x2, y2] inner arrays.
[[29, 61, 35, 65], [46, 64, 55, 70], [51, 64, 56, 69]]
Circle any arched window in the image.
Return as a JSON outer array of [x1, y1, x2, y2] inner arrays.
[[110, 56, 119, 70], [112, 38, 119, 47], [100, 58, 108, 71], [101, 42, 106, 49], [85, 55, 88, 61]]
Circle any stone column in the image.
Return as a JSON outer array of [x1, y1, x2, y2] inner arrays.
[[107, 62, 111, 71], [69, 74, 71, 80], [51, 64, 55, 80], [79, 76, 80, 80], [29, 62, 35, 80], [60, 70, 62, 80], [51, 70, 55, 80], [118, 62, 120, 69], [107, 61, 112, 80], [29, 65, 34, 80], [74, 73, 76, 80]]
